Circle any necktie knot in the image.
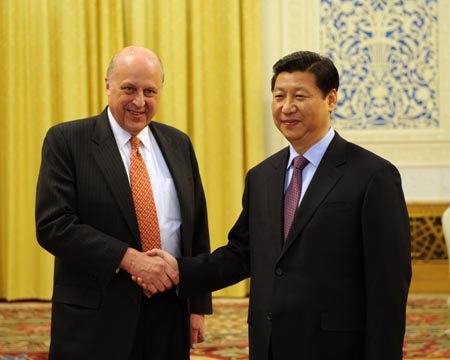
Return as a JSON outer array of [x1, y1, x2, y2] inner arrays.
[[130, 136, 140, 150], [293, 155, 309, 171]]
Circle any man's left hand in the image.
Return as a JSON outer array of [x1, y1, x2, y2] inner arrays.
[[190, 313, 205, 348]]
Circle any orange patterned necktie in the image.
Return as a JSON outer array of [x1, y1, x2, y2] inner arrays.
[[129, 136, 161, 251]]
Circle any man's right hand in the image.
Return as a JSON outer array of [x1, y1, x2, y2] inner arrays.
[[147, 248, 179, 278], [120, 248, 179, 294]]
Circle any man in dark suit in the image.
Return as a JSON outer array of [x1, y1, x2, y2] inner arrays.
[[149, 51, 411, 360], [35, 46, 211, 360]]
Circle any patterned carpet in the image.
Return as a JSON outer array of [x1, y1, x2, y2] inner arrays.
[[0, 294, 449, 360]]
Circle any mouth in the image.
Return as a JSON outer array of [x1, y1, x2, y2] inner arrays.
[[127, 109, 148, 122], [281, 119, 300, 126], [128, 109, 146, 116]]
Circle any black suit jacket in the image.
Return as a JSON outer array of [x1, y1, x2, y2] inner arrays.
[[178, 132, 411, 360], [36, 108, 212, 359]]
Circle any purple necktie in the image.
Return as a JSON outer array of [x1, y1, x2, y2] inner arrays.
[[284, 155, 309, 239]]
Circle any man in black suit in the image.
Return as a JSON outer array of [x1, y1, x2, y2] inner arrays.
[[35, 46, 211, 359], [149, 51, 411, 360]]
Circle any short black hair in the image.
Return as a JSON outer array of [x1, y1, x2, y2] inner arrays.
[[271, 51, 339, 97]]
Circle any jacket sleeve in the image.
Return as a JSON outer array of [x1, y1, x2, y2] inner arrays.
[[35, 124, 129, 288], [361, 163, 411, 360], [178, 172, 251, 298], [182, 136, 214, 314]]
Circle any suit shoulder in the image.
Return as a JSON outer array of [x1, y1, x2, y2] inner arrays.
[[247, 147, 288, 175], [339, 138, 400, 178], [150, 121, 193, 150], [346, 140, 392, 166], [46, 114, 100, 135], [42, 114, 107, 152], [151, 121, 189, 138]]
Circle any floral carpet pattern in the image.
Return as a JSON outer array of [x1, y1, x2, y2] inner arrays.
[[0, 295, 449, 360], [403, 294, 450, 359]]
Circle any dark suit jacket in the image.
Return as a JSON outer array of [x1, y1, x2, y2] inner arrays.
[[178, 132, 411, 360], [35, 108, 212, 359]]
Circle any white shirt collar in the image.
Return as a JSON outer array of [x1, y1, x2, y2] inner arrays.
[[107, 107, 152, 150]]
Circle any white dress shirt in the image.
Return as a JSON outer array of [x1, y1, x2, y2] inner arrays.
[[108, 108, 182, 257]]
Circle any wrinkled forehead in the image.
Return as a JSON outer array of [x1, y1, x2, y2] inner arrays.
[[109, 57, 163, 87], [107, 48, 164, 83]]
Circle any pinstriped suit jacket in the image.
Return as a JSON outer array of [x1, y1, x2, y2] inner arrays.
[[36, 108, 212, 359]]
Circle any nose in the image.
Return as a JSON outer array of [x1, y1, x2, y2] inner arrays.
[[281, 98, 296, 114], [133, 92, 146, 108]]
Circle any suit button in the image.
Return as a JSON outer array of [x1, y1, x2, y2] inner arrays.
[[266, 312, 272, 321], [275, 267, 283, 276]]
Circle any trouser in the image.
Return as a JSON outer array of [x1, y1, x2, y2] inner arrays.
[[129, 289, 188, 360]]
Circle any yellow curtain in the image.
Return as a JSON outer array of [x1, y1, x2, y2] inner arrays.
[[0, 0, 263, 300]]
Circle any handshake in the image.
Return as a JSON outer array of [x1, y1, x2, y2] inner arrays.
[[121, 248, 180, 298], [122, 247, 207, 346]]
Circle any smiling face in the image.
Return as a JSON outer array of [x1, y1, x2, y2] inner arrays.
[[105, 47, 163, 136], [271, 71, 337, 154]]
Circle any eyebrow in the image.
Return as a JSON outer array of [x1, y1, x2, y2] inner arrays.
[[273, 86, 310, 92], [119, 82, 158, 91]]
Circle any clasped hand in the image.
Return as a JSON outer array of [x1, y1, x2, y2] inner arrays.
[[129, 249, 179, 297]]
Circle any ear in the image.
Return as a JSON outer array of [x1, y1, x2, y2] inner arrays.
[[326, 89, 338, 112]]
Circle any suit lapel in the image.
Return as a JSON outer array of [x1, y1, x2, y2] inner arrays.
[[267, 149, 290, 253], [281, 133, 347, 255], [91, 110, 141, 245], [149, 123, 177, 179]]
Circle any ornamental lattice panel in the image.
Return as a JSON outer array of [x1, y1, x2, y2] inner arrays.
[[320, 0, 439, 130], [408, 203, 449, 261]]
